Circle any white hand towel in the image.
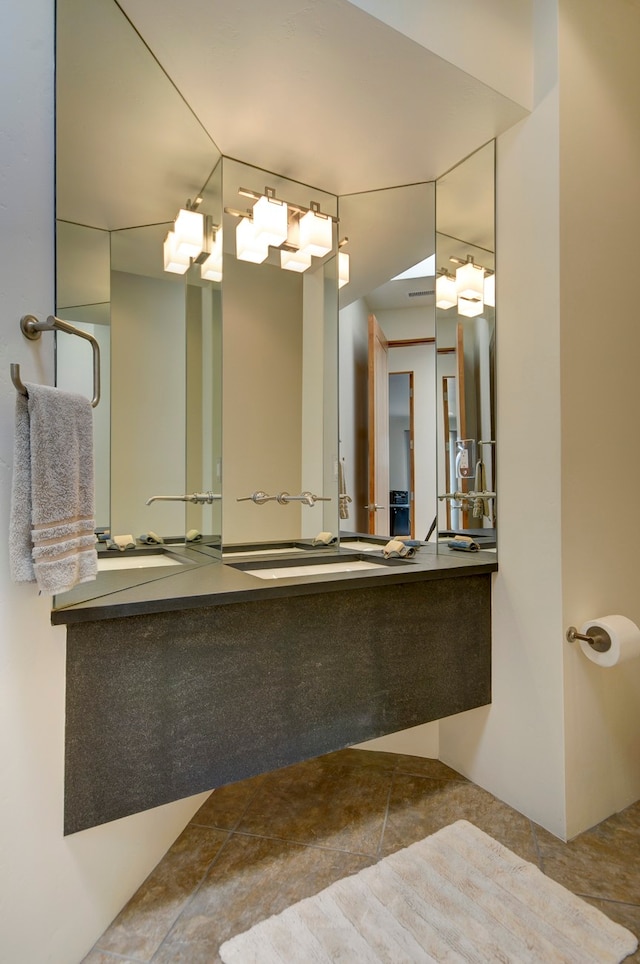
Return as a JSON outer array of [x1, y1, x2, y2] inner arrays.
[[9, 383, 97, 594]]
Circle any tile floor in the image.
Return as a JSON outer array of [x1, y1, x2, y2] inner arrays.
[[83, 749, 640, 963]]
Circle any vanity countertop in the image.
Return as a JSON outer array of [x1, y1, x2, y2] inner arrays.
[[51, 541, 497, 625]]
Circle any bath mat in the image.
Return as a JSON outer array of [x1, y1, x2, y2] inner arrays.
[[219, 819, 638, 963]]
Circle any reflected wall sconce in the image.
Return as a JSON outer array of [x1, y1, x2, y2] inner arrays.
[[225, 186, 343, 281], [338, 238, 350, 289], [436, 255, 494, 316], [163, 198, 223, 280], [436, 269, 457, 309]]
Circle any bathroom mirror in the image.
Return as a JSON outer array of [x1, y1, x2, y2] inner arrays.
[[435, 142, 496, 546], [338, 181, 437, 540]]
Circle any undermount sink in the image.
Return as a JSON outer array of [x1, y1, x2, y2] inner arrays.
[[97, 553, 188, 571], [223, 546, 307, 559], [238, 559, 387, 580]]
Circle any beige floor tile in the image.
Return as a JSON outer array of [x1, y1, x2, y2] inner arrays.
[[154, 833, 372, 961], [190, 772, 267, 831], [95, 824, 229, 961], [393, 754, 469, 782], [382, 772, 540, 863], [82, 952, 140, 963], [236, 755, 394, 855], [535, 804, 640, 905]]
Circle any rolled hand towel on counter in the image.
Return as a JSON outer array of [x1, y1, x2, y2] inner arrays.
[[312, 531, 337, 546], [9, 382, 97, 594], [138, 531, 164, 545], [106, 534, 136, 551], [447, 535, 480, 552], [383, 538, 417, 558]]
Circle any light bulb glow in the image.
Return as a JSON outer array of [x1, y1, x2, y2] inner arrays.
[[436, 272, 457, 309], [236, 217, 269, 263], [338, 251, 350, 288], [298, 209, 333, 258], [252, 195, 288, 247], [280, 248, 312, 272], [173, 208, 204, 259], [457, 295, 484, 317], [484, 272, 495, 308], [163, 230, 190, 274], [456, 259, 485, 300]]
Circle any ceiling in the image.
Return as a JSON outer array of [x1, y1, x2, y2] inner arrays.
[[58, 0, 526, 229], [56, 0, 511, 311]]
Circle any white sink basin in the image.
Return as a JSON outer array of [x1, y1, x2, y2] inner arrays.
[[340, 540, 384, 552], [223, 546, 307, 559], [242, 560, 386, 580], [97, 554, 187, 571]]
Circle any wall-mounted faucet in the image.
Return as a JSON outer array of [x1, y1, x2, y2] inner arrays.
[[276, 491, 331, 506], [146, 491, 222, 505], [237, 490, 331, 506]]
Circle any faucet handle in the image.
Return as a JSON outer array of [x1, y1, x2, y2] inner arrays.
[[237, 490, 275, 505]]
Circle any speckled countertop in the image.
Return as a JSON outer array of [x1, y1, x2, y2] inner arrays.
[[52, 538, 498, 625]]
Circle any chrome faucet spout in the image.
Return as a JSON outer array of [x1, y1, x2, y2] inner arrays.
[[146, 492, 221, 506]]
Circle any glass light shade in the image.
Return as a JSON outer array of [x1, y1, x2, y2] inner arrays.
[[201, 252, 223, 282], [436, 272, 457, 309], [252, 195, 288, 247], [236, 217, 269, 263], [298, 209, 333, 258], [338, 251, 350, 288], [456, 259, 485, 300], [173, 208, 204, 259], [457, 295, 484, 317], [484, 272, 495, 308], [280, 248, 312, 272], [163, 231, 190, 274]]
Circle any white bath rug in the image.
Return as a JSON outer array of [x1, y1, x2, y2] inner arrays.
[[220, 819, 638, 963]]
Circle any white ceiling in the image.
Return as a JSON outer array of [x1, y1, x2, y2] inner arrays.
[[58, 0, 527, 230]]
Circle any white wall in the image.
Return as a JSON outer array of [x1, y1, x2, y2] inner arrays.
[[558, 0, 640, 837], [438, 0, 567, 839], [0, 5, 209, 962]]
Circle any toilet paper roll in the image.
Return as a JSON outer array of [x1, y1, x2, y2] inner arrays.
[[579, 614, 640, 668]]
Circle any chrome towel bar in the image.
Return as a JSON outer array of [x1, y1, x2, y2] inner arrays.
[[10, 314, 101, 407]]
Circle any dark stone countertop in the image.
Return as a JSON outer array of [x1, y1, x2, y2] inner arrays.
[[52, 538, 498, 625]]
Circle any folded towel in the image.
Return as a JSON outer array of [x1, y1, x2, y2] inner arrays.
[[448, 538, 480, 552], [312, 531, 337, 546], [186, 529, 202, 542], [9, 383, 97, 594], [383, 538, 416, 559], [139, 531, 164, 545]]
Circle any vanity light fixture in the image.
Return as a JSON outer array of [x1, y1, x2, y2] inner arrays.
[[338, 237, 350, 289], [200, 228, 223, 282], [163, 230, 191, 275], [173, 206, 205, 259], [236, 216, 269, 263], [454, 254, 485, 302], [484, 271, 495, 308], [281, 248, 313, 272], [251, 188, 288, 247], [436, 269, 457, 309], [457, 294, 485, 317], [298, 202, 333, 258]]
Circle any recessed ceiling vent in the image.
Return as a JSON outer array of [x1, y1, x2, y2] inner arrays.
[[408, 289, 434, 298]]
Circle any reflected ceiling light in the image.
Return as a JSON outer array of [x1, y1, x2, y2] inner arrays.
[[200, 228, 223, 282], [163, 230, 190, 275], [338, 250, 350, 289], [392, 254, 436, 281], [455, 255, 485, 301], [173, 207, 204, 259], [484, 271, 495, 308], [298, 202, 333, 258], [236, 216, 269, 264], [252, 189, 288, 248], [435, 269, 457, 309]]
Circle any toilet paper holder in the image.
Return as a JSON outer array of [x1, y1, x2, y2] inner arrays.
[[566, 626, 612, 652]]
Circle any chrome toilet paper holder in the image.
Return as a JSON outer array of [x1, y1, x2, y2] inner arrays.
[[566, 626, 612, 652]]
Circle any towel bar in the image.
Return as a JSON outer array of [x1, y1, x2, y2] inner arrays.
[[10, 314, 101, 407]]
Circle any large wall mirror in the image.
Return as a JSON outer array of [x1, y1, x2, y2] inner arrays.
[[55, 0, 497, 602]]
